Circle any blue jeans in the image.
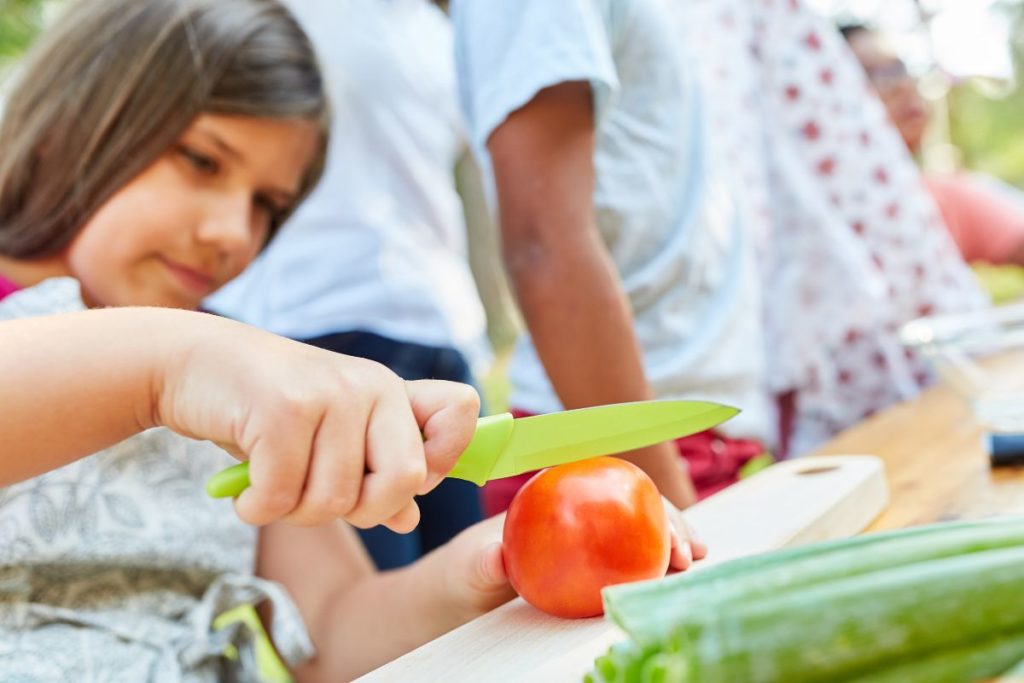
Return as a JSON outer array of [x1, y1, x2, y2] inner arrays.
[[301, 330, 484, 570]]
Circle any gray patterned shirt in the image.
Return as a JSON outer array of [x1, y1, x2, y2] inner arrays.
[[0, 278, 314, 682]]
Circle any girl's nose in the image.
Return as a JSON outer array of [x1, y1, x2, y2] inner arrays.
[[197, 191, 257, 255]]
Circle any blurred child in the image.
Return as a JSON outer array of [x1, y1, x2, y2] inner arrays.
[[0, 1, 520, 678]]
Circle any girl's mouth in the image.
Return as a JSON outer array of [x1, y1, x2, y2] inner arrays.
[[160, 257, 215, 294]]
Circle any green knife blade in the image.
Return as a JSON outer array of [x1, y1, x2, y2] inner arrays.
[[479, 399, 738, 482], [205, 399, 738, 497]]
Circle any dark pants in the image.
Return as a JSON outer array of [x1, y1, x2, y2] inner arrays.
[[301, 330, 484, 570]]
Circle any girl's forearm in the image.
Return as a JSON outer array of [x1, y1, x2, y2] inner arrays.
[[294, 551, 470, 682], [0, 308, 193, 484]]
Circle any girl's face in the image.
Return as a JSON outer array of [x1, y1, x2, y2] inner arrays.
[[66, 114, 320, 310]]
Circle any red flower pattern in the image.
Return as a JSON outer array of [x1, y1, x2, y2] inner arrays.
[[674, 0, 986, 455]]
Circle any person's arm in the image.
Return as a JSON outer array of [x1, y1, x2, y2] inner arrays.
[[927, 174, 1024, 267], [971, 175, 1024, 267], [0, 308, 167, 483], [0, 308, 479, 529], [259, 514, 513, 682], [487, 82, 696, 508]]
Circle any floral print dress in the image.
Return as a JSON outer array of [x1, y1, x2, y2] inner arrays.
[[672, 0, 988, 454]]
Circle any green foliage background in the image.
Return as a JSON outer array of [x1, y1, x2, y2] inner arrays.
[[0, 0, 46, 64], [946, 0, 1024, 188]]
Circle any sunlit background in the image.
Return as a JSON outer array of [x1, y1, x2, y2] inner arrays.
[[2, 0, 1021, 186], [809, 0, 1024, 185], [812, 0, 1014, 78]]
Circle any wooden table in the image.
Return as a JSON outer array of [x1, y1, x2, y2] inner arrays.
[[814, 351, 1024, 531], [358, 357, 1024, 682]]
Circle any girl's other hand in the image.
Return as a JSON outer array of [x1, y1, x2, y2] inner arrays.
[[662, 498, 708, 571], [429, 514, 516, 621]]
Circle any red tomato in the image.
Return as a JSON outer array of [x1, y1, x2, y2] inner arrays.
[[502, 456, 671, 618]]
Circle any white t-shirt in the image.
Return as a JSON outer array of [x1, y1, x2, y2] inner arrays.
[[452, 0, 772, 442], [209, 0, 490, 373]]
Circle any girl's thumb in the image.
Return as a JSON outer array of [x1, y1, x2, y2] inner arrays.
[[479, 542, 508, 587]]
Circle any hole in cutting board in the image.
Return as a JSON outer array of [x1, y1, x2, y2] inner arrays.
[[795, 464, 841, 476]]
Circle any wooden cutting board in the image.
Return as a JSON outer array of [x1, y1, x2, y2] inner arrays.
[[356, 454, 889, 682]]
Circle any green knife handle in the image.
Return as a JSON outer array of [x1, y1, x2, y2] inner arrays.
[[207, 462, 252, 499], [446, 412, 513, 486], [205, 412, 515, 499]]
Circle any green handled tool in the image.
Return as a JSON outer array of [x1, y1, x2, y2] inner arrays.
[[205, 399, 739, 498]]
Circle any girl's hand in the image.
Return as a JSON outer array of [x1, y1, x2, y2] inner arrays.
[[153, 314, 480, 530], [663, 498, 708, 571], [432, 514, 517, 621]]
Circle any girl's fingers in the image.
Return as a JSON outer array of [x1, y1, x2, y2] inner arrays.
[[282, 405, 365, 527], [380, 499, 422, 534], [346, 374, 427, 529], [669, 534, 694, 571], [455, 519, 516, 614], [662, 496, 703, 571], [233, 413, 315, 526], [406, 380, 480, 493], [676, 513, 708, 561], [218, 348, 481, 531], [689, 524, 709, 560]]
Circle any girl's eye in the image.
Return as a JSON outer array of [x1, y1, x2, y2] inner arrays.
[[254, 195, 288, 233], [177, 145, 219, 175]]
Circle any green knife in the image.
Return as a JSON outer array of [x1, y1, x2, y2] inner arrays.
[[205, 399, 738, 498]]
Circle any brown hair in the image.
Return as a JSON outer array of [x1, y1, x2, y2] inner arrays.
[[0, 0, 329, 258]]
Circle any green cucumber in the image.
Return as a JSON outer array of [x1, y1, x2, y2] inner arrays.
[[995, 654, 1024, 681], [586, 641, 686, 683], [674, 545, 1024, 682], [605, 516, 1024, 645], [586, 630, 1024, 683], [840, 630, 1024, 683]]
